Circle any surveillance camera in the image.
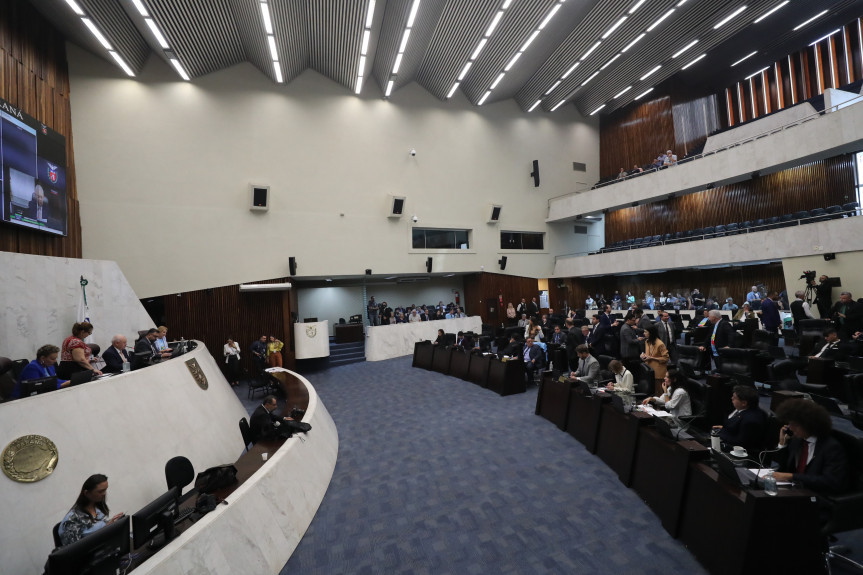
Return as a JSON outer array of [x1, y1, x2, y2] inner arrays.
[[412, 215, 418, 223], [410, 148, 416, 156]]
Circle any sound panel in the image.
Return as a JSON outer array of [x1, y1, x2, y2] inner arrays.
[[250, 185, 269, 211], [489, 205, 502, 223]]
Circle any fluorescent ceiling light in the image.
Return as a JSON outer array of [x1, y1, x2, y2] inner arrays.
[[354, 75, 363, 94], [399, 29, 411, 53], [131, 0, 149, 17], [621, 33, 645, 53], [520, 30, 540, 53], [485, 11, 504, 37], [793, 9, 828, 31], [365, 0, 376, 28], [82, 19, 112, 50], [581, 70, 600, 86], [810, 29, 841, 46], [602, 16, 627, 39], [629, 0, 647, 15], [580, 41, 601, 61], [646, 9, 674, 32], [392, 53, 403, 74], [672, 39, 698, 58], [681, 53, 706, 69], [502, 0, 514, 8], [471, 38, 487, 61], [145, 19, 169, 49], [478, 90, 491, 106], [490, 72, 505, 90], [600, 54, 620, 70], [504, 52, 522, 71], [457, 61, 472, 81], [590, 104, 605, 115], [407, 0, 421, 28], [614, 86, 632, 98], [386, 79, 394, 96], [551, 100, 566, 111], [267, 35, 278, 60], [108, 51, 135, 76], [676, 0, 689, 6], [561, 62, 579, 78], [528, 99, 542, 112], [634, 87, 654, 100], [544, 80, 561, 95], [446, 82, 459, 98], [362, 30, 371, 54], [745, 66, 769, 80], [65, 0, 84, 16], [714, 5, 747, 29], [358, 55, 366, 75], [753, 1, 789, 24], [731, 51, 757, 67], [260, 2, 273, 34], [639, 65, 661, 80], [539, 4, 562, 30], [170, 58, 190, 81], [273, 61, 283, 83]]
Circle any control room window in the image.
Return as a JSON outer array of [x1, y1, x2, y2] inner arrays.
[[500, 231, 544, 250], [412, 228, 470, 250]]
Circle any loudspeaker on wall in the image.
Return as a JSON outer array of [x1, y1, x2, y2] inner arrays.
[[824, 253, 836, 261], [426, 257, 433, 273], [250, 184, 269, 211], [289, 257, 297, 276], [388, 195, 406, 218], [530, 160, 540, 187], [488, 204, 502, 223], [498, 256, 507, 270]]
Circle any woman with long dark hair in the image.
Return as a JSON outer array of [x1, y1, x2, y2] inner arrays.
[[642, 369, 692, 417], [58, 474, 124, 546], [641, 324, 669, 394]]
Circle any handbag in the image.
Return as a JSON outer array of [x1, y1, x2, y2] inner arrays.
[[194, 463, 238, 494]]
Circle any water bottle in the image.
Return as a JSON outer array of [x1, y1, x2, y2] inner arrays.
[[763, 470, 778, 496]]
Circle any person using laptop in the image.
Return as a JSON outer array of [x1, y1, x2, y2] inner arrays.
[[101, 335, 131, 374], [249, 395, 294, 443], [711, 385, 767, 455], [642, 369, 692, 417], [10, 345, 70, 399]]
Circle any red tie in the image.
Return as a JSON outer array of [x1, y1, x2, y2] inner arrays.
[[796, 442, 809, 474]]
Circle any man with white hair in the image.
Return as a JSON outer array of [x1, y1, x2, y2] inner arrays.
[[698, 310, 735, 369], [102, 334, 130, 373], [790, 290, 814, 333], [663, 149, 677, 165]]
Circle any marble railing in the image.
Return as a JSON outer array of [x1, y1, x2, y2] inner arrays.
[[366, 316, 483, 361]]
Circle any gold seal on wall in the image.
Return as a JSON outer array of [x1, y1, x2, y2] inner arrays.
[[185, 358, 209, 390], [306, 325, 317, 338], [2, 435, 59, 483]]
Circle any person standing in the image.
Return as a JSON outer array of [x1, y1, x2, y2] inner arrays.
[[760, 292, 781, 334], [267, 336, 284, 368], [367, 296, 379, 326], [250, 335, 267, 373], [790, 290, 814, 333], [57, 322, 101, 379], [815, 275, 833, 319], [641, 324, 669, 394], [224, 338, 241, 386]]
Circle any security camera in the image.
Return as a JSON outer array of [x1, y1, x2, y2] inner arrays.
[[410, 148, 416, 156], [412, 215, 418, 223]]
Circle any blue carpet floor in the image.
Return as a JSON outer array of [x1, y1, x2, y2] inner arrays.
[[262, 357, 707, 575]]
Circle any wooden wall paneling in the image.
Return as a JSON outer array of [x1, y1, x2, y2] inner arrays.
[[599, 94, 675, 179], [841, 26, 853, 84], [725, 87, 735, 127], [856, 19, 863, 81], [463, 272, 541, 325], [828, 35, 840, 88], [774, 62, 784, 110], [788, 55, 798, 105], [801, 49, 814, 99], [737, 82, 746, 123]]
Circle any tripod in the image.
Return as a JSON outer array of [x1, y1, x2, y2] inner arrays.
[[803, 281, 817, 306]]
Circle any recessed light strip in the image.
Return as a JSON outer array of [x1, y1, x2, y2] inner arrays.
[[357, 0, 380, 94], [681, 53, 706, 70], [753, 1, 789, 24], [672, 39, 698, 58], [793, 9, 828, 31], [66, 4, 135, 77], [810, 29, 841, 46], [731, 51, 757, 67], [634, 87, 654, 100], [646, 9, 675, 32], [614, 86, 632, 98], [257, 2, 283, 84], [714, 5, 747, 30], [745, 66, 769, 80]]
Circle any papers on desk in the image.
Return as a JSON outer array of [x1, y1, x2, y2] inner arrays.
[[641, 405, 673, 418], [748, 469, 793, 486], [265, 367, 291, 373]]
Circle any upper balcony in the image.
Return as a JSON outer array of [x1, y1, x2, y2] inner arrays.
[[548, 88, 863, 223]]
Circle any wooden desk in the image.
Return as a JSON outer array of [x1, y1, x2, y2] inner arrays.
[[705, 373, 734, 427], [678, 462, 822, 575], [536, 373, 576, 431], [566, 389, 607, 453], [487, 358, 526, 396], [412, 341, 434, 370], [334, 323, 364, 343], [595, 404, 652, 486], [449, 349, 472, 381], [431, 345, 453, 374], [630, 427, 708, 537], [468, 353, 490, 387]]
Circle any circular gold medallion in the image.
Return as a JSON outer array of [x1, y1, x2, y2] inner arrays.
[[2, 435, 59, 483]]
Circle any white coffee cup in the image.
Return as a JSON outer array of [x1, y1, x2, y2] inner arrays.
[[261, 453, 268, 461]]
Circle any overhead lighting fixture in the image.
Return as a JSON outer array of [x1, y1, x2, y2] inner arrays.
[[446, 82, 460, 98], [490, 72, 506, 89], [676, 0, 689, 6], [639, 65, 661, 81], [681, 53, 706, 69], [621, 33, 645, 53], [602, 16, 627, 39], [272, 61, 283, 83], [131, 0, 149, 17], [600, 54, 620, 70], [634, 87, 654, 100], [362, 30, 371, 53], [544, 80, 561, 95], [810, 29, 841, 46], [365, 0, 376, 27], [406, 0, 421, 26], [144, 19, 169, 49], [485, 10, 504, 37], [82, 18, 112, 50], [399, 29, 411, 53], [580, 41, 601, 61], [614, 86, 632, 98], [267, 35, 279, 60], [793, 9, 828, 31], [672, 39, 698, 58], [471, 38, 488, 61], [358, 0, 380, 95], [753, 1, 789, 24], [520, 30, 540, 52], [528, 99, 542, 112], [260, 2, 273, 34], [590, 104, 605, 115], [457, 61, 472, 81], [714, 5, 747, 30], [385, 79, 395, 96], [169, 58, 190, 81], [392, 53, 403, 74], [561, 62, 579, 78], [504, 52, 521, 71], [581, 70, 600, 86], [478, 90, 492, 106], [109, 51, 135, 76], [745, 66, 769, 80], [628, 0, 647, 14], [65, 0, 85, 16], [731, 51, 757, 67], [539, 4, 562, 29], [646, 9, 675, 32], [551, 100, 566, 111]]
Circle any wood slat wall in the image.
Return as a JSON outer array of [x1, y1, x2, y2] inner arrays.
[[604, 154, 856, 245], [463, 272, 541, 325], [561, 263, 788, 314], [0, 1, 81, 257]]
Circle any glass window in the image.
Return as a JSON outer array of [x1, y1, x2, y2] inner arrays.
[[500, 231, 544, 250], [412, 228, 470, 250]]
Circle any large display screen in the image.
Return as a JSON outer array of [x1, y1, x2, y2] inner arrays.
[[0, 98, 67, 236]]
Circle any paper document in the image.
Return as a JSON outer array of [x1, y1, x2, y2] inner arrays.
[[747, 469, 793, 486]]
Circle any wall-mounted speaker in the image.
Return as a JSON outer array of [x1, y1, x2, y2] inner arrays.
[[388, 195, 406, 218], [288, 257, 297, 276], [250, 184, 269, 211], [365, 268, 372, 275], [498, 256, 507, 270], [824, 253, 836, 261], [488, 204, 502, 223], [425, 257, 433, 273], [530, 160, 540, 187]]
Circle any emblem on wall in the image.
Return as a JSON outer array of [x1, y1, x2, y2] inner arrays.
[[2, 435, 59, 483], [306, 325, 317, 338], [185, 358, 209, 390]]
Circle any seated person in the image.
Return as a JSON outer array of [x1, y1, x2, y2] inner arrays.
[[133, 328, 171, 370], [517, 314, 529, 328], [642, 369, 692, 417], [460, 332, 475, 350], [58, 474, 124, 546], [606, 359, 634, 393], [523, 337, 544, 382], [498, 335, 521, 359], [568, 344, 599, 385], [616, 167, 627, 179], [433, 329, 446, 346], [721, 298, 738, 312], [629, 164, 643, 175], [27, 183, 50, 221], [154, 326, 173, 354], [11, 345, 70, 399], [773, 399, 848, 494], [809, 327, 846, 360], [249, 395, 294, 443], [549, 324, 567, 345], [711, 385, 767, 455], [101, 335, 131, 373], [733, 302, 755, 322]]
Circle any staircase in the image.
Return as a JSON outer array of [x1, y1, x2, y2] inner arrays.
[[329, 338, 365, 367]]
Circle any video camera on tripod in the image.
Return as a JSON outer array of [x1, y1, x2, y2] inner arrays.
[[800, 270, 816, 282]]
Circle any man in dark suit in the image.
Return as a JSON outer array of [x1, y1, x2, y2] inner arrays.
[[528, 297, 539, 318], [132, 328, 169, 370], [773, 399, 848, 495], [249, 395, 294, 443], [699, 310, 735, 369], [590, 315, 609, 356], [814, 275, 833, 319], [760, 292, 781, 334], [498, 335, 521, 359], [809, 327, 847, 360], [832, 292, 858, 340], [523, 337, 544, 382], [26, 184, 50, 221], [712, 385, 767, 455], [549, 324, 567, 345], [619, 313, 642, 365], [102, 334, 131, 373]]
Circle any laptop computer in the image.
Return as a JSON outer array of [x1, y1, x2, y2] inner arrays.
[[712, 450, 758, 487]]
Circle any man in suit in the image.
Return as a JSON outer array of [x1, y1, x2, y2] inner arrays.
[[522, 337, 544, 383], [26, 183, 50, 221], [832, 291, 858, 340], [549, 324, 567, 345], [498, 335, 521, 359], [102, 334, 131, 373], [589, 314, 608, 356], [809, 327, 846, 360], [699, 310, 735, 370], [814, 275, 833, 319], [760, 292, 781, 334], [656, 311, 677, 361], [528, 297, 539, 318], [249, 395, 294, 443], [619, 313, 642, 367], [712, 385, 767, 456], [773, 399, 848, 495], [790, 290, 814, 333], [132, 328, 170, 370], [516, 298, 527, 317], [568, 345, 600, 385]]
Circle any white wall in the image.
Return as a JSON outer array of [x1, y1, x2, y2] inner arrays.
[[782, 251, 863, 318], [0, 252, 155, 360], [67, 44, 599, 298]]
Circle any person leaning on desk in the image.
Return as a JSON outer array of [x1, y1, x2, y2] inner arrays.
[[11, 345, 71, 399], [642, 369, 692, 417], [250, 395, 295, 443]]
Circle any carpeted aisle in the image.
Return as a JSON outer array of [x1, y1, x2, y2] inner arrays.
[[277, 356, 706, 574]]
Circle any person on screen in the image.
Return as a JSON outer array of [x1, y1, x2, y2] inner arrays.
[[58, 474, 124, 546], [10, 345, 70, 399], [26, 183, 50, 221]]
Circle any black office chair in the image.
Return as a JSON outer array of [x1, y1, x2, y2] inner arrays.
[[247, 370, 273, 399], [633, 363, 655, 398], [810, 207, 827, 221], [819, 431, 863, 574], [165, 455, 197, 504], [52, 522, 62, 548], [825, 205, 843, 219], [751, 329, 779, 351], [239, 417, 254, 451], [843, 201, 859, 216], [717, 348, 758, 378], [677, 345, 707, 378]]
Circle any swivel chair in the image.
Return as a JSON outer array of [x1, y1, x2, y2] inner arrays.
[[239, 417, 254, 451], [819, 431, 863, 574], [165, 455, 197, 504]]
